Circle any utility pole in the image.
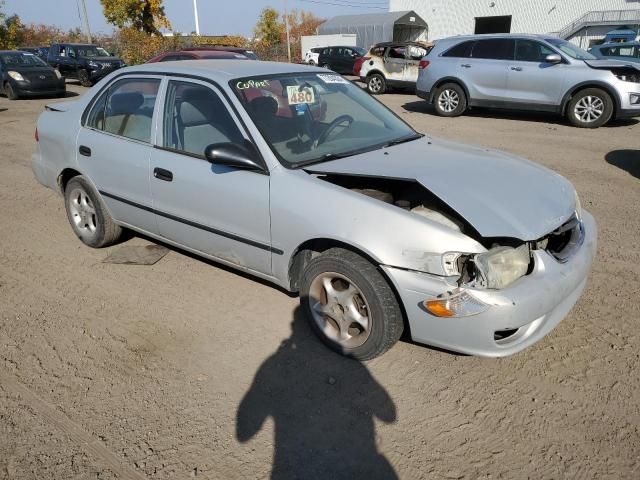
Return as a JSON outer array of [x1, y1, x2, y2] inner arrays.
[[77, 0, 92, 43], [193, 0, 200, 35], [284, 0, 291, 62]]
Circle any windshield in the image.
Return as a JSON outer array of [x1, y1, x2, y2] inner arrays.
[[0, 52, 48, 67], [545, 38, 597, 60], [354, 47, 366, 56], [76, 46, 110, 57], [232, 73, 417, 167]]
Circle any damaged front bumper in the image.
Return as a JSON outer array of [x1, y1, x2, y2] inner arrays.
[[382, 210, 597, 357]]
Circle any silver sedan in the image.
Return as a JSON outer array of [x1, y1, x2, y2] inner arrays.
[[32, 60, 596, 359]]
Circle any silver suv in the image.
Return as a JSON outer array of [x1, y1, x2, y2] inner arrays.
[[416, 34, 640, 128]]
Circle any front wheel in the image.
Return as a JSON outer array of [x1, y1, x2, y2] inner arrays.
[[300, 248, 404, 360], [434, 83, 467, 117], [78, 69, 92, 87], [567, 88, 613, 128], [5, 82, 19, 100], [64, 176, 123, 248]]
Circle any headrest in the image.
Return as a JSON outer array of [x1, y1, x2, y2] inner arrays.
[[109, 92, 144, 116], [249, 96, 278, 117], [178, 88, 227, 127]]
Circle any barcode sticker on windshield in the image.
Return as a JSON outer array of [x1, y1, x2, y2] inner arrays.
[[317, 73, 348, 84], [287, 86, 315, 105]]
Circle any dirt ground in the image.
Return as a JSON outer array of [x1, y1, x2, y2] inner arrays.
[[1, 81, 639, 480]]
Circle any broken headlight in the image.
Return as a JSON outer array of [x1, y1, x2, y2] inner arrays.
[[473, 244, 530, 289]]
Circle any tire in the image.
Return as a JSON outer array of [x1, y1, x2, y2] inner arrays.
[[64, 176, 122, 248], [300, 248, 404, 360], [567, 88, 613, 128], [308, 59, 316, 66], [78, 69, 92, 87], [366, 73, 386, 95], [434, 82, 467, 117], [5, 82, 19, 100]]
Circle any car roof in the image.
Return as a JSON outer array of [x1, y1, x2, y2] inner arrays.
[[122, 59, 324, 80], [437, 33, 558, 42], [172, 50, 240, 57], [373, 41, 429, 48]]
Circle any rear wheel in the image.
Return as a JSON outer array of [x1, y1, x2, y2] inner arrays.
[[567, 88, 613, 128], [366, 73, 386, 95], [308, 59, 316, 66], [300, 248, 403, 360], [5, 82, 19, 100], [78, 69, 92, 87], [434, 82, 467, 117], [64, 176, 122, 248]]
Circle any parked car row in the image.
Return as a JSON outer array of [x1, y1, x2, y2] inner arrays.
[[2, 43, 257, 99]]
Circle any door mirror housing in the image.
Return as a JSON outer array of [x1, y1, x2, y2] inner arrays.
[[545, 54, 562, 64], [204, 142, 264, 172]]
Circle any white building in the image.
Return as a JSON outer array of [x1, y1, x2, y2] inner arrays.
[[390, 0, 640, 48]]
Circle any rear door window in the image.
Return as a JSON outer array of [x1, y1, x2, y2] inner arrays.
[[387, 46, 406, 59], [87, 78, 161, 143], [471, 39, 515, 60]]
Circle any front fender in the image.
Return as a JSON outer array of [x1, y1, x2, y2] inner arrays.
[[269, 169, 486, 286]]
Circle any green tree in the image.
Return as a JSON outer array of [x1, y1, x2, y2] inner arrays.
[[100, 0, 171, 35], [254, 7, 284, 46], [0, 4, 25, 50]]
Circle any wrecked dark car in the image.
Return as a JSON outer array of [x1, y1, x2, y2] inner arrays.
[[32, 62, 597, 360]]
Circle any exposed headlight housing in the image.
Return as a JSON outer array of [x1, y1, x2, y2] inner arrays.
[[473, 244, 530, 290], [574, 190, 582, 222], [8, 71, 25, 81]]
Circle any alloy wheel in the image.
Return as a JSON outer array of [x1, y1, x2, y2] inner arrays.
[[68, 187, 98, 240], [574, 95, 604, 123], [308, 272, 372, 349], [438, 89, 460, 113]]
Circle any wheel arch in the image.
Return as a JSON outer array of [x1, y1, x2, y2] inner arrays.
[[287, 237, 411, 337], [430, 77, 471, 104], [560, 81, 620, 116], [57, 167, 83, 194], [365, 69, 386, 80]]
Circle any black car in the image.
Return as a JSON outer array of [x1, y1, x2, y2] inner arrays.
[[18, 46, 49, 58], [47, 43, 124, 87], [317, 46, 366, 74], [0, 50, 65, 100]]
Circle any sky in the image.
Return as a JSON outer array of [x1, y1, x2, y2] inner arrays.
[[3, 0, 390, 36]]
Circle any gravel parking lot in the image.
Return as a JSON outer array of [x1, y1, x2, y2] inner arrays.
[[1, 82, 639, 479]]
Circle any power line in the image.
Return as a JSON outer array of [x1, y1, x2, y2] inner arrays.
[[297, 0, 388, 9]]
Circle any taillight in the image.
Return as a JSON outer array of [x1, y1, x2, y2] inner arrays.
[[353, 56, 369, 76], [35, 127, 39, 142], [419, 60, 430, 69]]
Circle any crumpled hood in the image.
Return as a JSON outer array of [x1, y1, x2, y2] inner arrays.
[[307, 137, 576, 240], [584, 59, 640, 71]]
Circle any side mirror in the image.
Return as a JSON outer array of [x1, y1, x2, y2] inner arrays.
[[204, 142, 264, 172], [545, 54, 562, 64]]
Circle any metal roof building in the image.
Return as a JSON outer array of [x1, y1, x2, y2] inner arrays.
[[318, 11, 428, 49], [389, 0, 640, 48]]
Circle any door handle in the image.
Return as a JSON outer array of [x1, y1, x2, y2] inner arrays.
[[79, 145, 91, 157], [153, 167, 173, 182], [510, 66, 523, 71], [461, 64, 471, 68]]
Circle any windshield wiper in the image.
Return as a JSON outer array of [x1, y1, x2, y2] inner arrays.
[[383, 133, 424, 148], [292, 146, 378, 169]]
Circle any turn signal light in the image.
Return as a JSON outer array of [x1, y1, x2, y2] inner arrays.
[[419, 60, 430, 69], [424, 289, 489, 318]]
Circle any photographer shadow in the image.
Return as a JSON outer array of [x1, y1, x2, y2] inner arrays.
[[236, 304, 398, 480]]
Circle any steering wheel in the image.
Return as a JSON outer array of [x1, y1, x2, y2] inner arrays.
[[315, 114, 354, 147]]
